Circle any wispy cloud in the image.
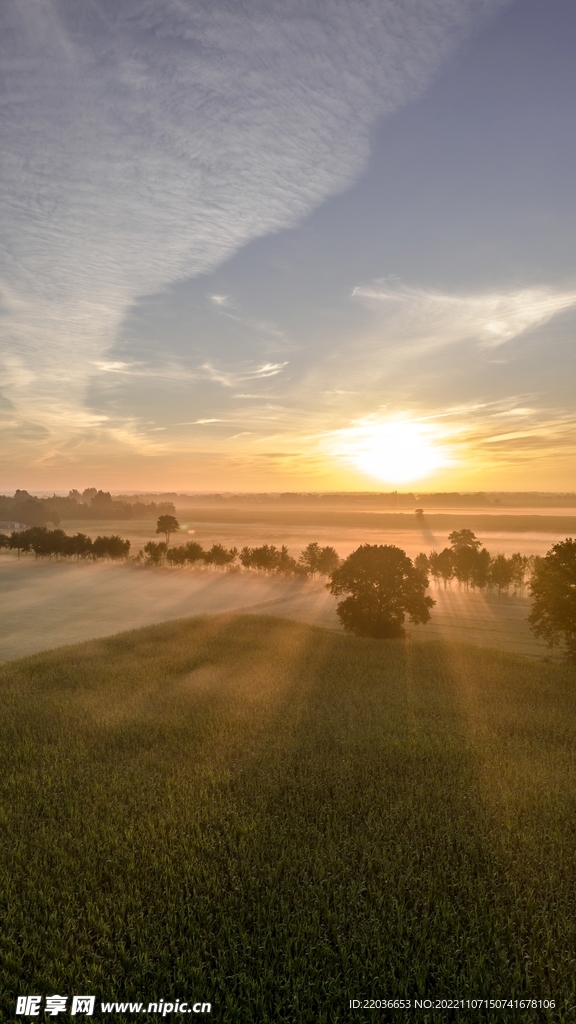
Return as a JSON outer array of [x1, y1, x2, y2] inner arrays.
[[201, 362, 288, 387], [352, 281, 576, 351], [1, 0, 510, 453]]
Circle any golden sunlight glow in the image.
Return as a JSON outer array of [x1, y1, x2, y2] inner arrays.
[[328, 418, 454, 484]]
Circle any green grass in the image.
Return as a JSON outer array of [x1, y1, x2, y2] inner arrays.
[[1, 616, 575, 1023]]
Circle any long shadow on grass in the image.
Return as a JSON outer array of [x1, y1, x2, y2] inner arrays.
[[0, 617, 574, 1023]]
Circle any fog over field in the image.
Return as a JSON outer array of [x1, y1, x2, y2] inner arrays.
[[2, 505, 569, 662], [57, 510, 576, 561], [1, 555, 543, 664], [0, 561, 336, 663]]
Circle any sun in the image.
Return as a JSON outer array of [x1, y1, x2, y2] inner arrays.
[[330, 418, 453, 484]]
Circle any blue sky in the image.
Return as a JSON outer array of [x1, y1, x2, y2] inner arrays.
[[1, 0, 575, 491]]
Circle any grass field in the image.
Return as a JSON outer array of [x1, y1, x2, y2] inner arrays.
[[1, 616, 575, 1022]]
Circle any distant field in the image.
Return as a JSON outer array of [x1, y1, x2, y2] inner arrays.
[[0, 557, 547, 662], [172, 507, 576, 536], [1, 616, 574, 1022], [60, 509, 576, 560]]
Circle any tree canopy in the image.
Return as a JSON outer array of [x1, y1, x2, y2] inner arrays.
[[528, 539, 576, 664], [448, 528, 481, 551], [298, 542, 340, 577], [156, 515, 180, 545], [327, 544, 434, 639]]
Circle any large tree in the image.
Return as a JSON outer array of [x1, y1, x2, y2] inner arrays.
[[327, 544, 435, 639], [528, 539, 576, 663]]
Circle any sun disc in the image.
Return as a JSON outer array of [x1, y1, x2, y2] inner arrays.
[[331, 419, 451, 484]]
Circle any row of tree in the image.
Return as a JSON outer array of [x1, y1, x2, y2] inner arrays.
[[151, 518, 539, 594], [0, 527, 340, 577], [0, 527, 130, 560], [413, 529, 534, 594], [0, 522, 541, 596], [143, 540, 237, 567], [327, 538, 576, 665], [142, 540, 340, 576]]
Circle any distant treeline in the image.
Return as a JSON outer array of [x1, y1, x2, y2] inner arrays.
[[3, 491, 576, 530], [0, 524, 543, 595], [0, 489, 176, 527], [115, 491, 576, 508], [128, 492, 501, 508]]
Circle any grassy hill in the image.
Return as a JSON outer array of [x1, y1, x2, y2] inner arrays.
[[1, 616, 574, 1022]]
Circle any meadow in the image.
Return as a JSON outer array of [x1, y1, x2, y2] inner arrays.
[[1, 615, 575, 1022]]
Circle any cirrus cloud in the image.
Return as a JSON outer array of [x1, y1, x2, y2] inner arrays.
[[1, 0, 511, 453]]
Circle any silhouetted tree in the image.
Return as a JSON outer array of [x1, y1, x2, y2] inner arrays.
[[509, 552, 529, 592], [469, 547, 491, 590], [414, 552, 429, 573], [166, 545, 188, 566], [239, 546, 253, 569], [144, 540, 167, 564], [277, 545, 299, 574], [92, 535, 130, 559], [203, 543, 237, 568], [428, 548, 454, 588], [68, 533, 93, 559], [327, 544, 435, 639], [9, 531, 29, 558], [240, 545, 272, 571], [184, 541, 205, 565], [43, 528, 67, 557], [156, 515, 180, 546], [448, 528, 481, 551], [19, 527, 53, 557], [299, 542, 323, 576], [426, 550, 441, 586], [488, 553, 515, 594], [448, 528, 491, 590], [528, 539, 576, 663], [299, 542, 340, 577], [451, 546, 482, 588]]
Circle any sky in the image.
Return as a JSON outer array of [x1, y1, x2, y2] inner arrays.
[[1, 0, 575, 493]]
